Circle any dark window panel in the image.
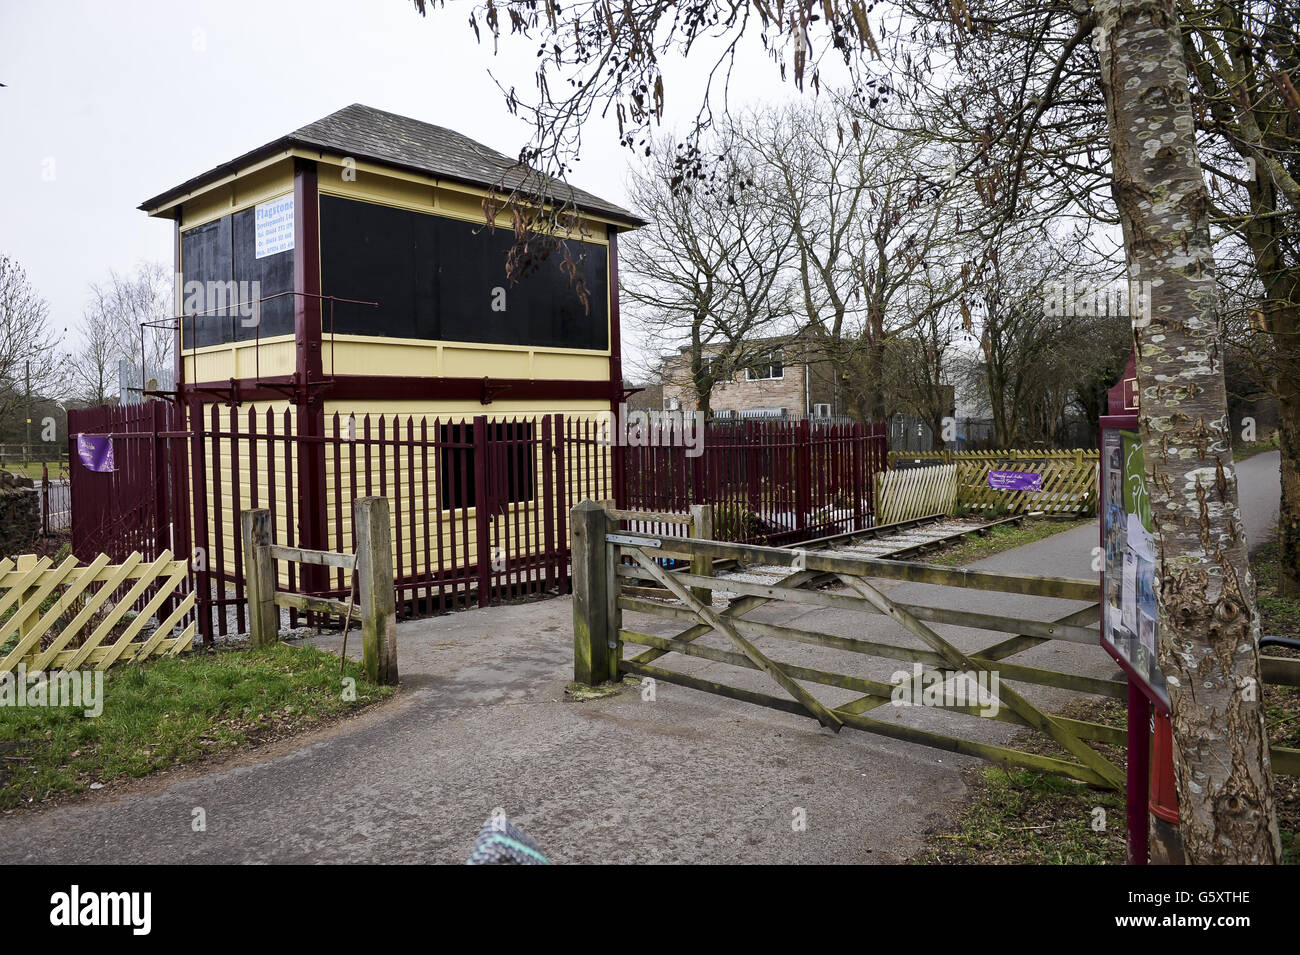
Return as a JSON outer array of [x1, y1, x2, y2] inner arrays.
[[320, 194, 608, 351], [180, 204, 295, 350], [232, 207, 295, 341], [438, 421, 535, 511], [180, 216, 234, 349]]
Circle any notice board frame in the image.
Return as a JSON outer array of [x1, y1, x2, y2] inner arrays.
[[1098, 348, 1171, 865], [1099, 411, 1170, 716]]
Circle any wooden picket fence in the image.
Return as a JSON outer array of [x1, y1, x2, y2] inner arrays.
[[874, 465, 959, 524], [885, 450, 1098, 516], [0, 551, 195, 673]]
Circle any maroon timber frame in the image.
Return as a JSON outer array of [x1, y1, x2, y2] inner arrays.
[[173, 159, 623, 410], [293, 158, 328, 603]]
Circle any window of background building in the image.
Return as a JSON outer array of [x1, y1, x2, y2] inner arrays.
[[746, 350, 784, 381]]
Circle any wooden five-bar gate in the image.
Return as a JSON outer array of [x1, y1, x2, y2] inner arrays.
[[570, 501, 1300, 787]]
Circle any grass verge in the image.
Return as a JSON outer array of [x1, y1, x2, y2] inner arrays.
[[921, 516, 1090, 567], [913, 697, 1128, 865], [914, 538, 1300, 863], [0, 642, 393, 810], [1233, 434, 1280, 462], [0, 462, 63, 481]]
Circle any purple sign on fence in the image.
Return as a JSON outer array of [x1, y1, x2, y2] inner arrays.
[[988, 469, 1040, 491], [76, 434, 116, 473]]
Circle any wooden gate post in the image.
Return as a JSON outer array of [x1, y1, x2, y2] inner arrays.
[[241, 508, 278, 647], [571, 499, 614, 685], [689, 503, 714, 607], [354, 496, 398, 685]]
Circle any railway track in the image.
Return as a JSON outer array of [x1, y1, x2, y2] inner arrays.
[[707, 513, 1028, 604], [622, 512, 1032, 604]]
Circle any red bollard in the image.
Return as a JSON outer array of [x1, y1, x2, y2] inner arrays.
[[1149, 711, 1179, 823], [1148, 710, 1184, 863]]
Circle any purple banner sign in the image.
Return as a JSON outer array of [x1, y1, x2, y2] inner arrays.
[[988, 469, 1041, 491], [76, 434, 116, 473]]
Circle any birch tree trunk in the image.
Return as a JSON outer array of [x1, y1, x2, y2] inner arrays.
[[1093, 0, 1281, 862]]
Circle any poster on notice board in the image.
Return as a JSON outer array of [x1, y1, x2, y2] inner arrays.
[[1101, 428, 1167, 705]]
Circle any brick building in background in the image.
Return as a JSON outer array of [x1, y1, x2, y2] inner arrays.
[[657, 335, 847, 419]]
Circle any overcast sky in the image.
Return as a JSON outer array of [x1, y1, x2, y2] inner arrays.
[[1, 0, 810, 372]]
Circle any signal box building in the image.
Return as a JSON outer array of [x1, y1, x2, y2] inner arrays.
[[138, 104, 643, 615]]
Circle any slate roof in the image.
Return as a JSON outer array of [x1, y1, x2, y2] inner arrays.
[[140, 103, 643, 227]]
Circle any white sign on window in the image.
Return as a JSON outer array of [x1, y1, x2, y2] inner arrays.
[[255, 195, 295, 258]]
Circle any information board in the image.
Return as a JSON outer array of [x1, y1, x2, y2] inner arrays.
[[1100, 427, 1168, 706]]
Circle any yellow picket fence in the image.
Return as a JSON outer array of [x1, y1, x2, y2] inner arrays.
[[882, 449, 1098, 517], [0, 551, 195, 674], [874, 464, 959, 524]]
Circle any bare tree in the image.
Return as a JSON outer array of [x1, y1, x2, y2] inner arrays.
[[885, 307, 964, 449], [735, 102, 963, 422], [108, 261, 173, 385], [66, 283, 122, 406], [0, 254, 61, 425], [409, 0, 886, 232], [65, 262, 175, 405], [950, 232, 1127, 448], [1180, 0, 1300, 596], [620, 128, 796, 416]]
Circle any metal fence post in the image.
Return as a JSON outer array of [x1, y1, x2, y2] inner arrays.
[[355, 496, 398, 685], [40, 466, 49, 538], [796, 418, 812, 537], [190, 404, 213, 644], [241, 508, 277, 647], [473, 415, 492, 607], [571, 499, 613, 685], [554, 414, 569, 594], [852, 423, 865, 530]]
